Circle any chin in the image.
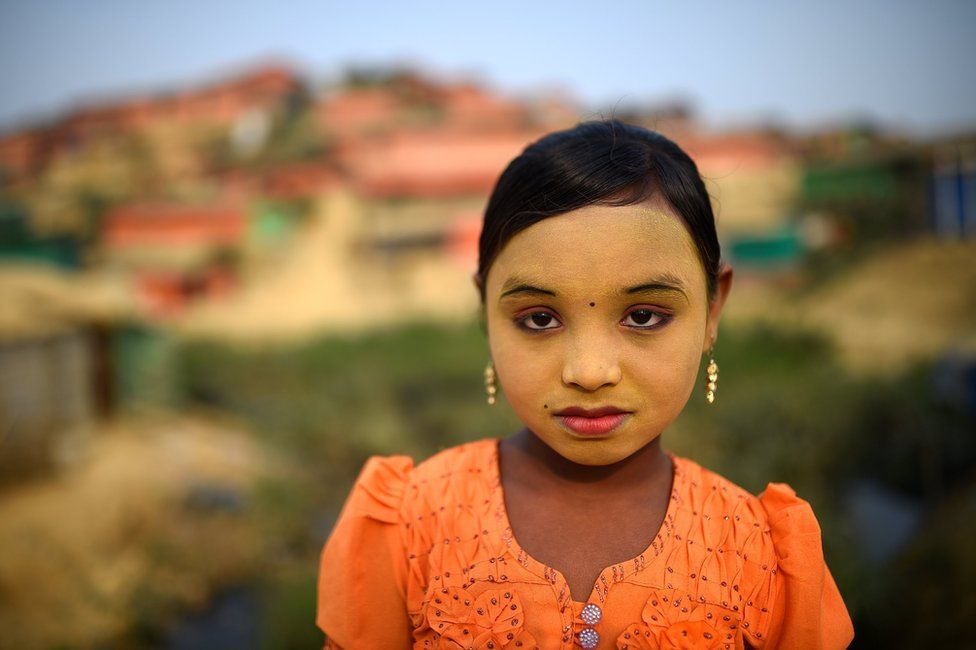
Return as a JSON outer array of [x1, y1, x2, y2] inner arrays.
[[554, 436, 654, 467]]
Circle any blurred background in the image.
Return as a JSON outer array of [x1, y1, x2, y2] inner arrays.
[[1, 1, 974, 648]]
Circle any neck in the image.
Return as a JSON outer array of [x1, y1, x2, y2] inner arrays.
[[504, 427, 671, 493]]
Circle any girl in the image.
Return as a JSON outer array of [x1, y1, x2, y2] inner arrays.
[[317, 120, 854, 649]]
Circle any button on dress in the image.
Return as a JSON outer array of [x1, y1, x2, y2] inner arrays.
[[317, 439, 854, 649]]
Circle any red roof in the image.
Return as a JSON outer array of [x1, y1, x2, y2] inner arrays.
[[340, 127, 546, 198], [103, 204, 246, 248], [316, 89, 401, 134], [264, 162, 340, 198], [677, 132, 793, 173], [0, 129, 46, 175]]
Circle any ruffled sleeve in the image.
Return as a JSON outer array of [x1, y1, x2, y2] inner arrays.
[[757, 482, 854, 649], [316, 455, 414, 649]]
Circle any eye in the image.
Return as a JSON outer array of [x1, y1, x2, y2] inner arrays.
[[621, 308, 670, 329], [515, 310, 561, 332]]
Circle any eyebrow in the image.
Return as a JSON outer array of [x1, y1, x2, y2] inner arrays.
[[498, 272, 690, 304]]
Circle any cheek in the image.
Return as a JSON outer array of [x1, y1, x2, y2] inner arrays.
[[630, 345, 699, 391], [625, 327, 706, 404], [486, 313, 563, 414], [490, 332, 552, 407]]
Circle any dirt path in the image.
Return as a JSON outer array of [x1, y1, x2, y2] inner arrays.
[[0, 413, 290, 648]]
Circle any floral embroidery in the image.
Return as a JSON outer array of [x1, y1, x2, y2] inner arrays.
[[423, 586, 538, 649], [616, 590, 724, 649]]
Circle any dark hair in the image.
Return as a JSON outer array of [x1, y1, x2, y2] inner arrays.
[[476, 119, 721, 304]]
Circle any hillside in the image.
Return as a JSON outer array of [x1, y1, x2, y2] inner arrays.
[[726, 237, 976, 373]]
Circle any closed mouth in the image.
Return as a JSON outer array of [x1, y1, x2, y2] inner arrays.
[[553, 406, 631, 418]]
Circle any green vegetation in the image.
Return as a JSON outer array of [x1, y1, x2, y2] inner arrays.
[[177, 320, 520, 472], [174, 318, 975, 646]]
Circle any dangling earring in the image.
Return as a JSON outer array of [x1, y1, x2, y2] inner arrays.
[[484, 360, 497, 405], [705, 346, 719, 404]]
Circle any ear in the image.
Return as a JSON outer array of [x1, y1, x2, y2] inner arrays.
[[703, 261, 734, 353], [472, 272, 486, 302], [472, 272, 489, 336]]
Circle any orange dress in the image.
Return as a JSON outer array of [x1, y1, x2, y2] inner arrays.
[[317, 439, 854, 649]]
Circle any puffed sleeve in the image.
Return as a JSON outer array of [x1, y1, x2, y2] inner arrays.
[[317, 455, 415, 649], [756, 482, 854, 649]]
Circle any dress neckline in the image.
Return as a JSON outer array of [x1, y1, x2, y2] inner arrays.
[[486, 437, 682, 608]]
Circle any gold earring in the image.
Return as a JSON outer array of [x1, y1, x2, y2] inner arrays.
[[484, 360, 497, 405], [705, 346, 718, 404]]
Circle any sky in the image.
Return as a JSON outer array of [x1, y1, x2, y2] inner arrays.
[[1, 0, 974, 136]]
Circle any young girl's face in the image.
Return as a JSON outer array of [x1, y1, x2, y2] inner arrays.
[[483, 197, 724, 466]]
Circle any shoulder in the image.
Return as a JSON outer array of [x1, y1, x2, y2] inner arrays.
[[672, 454, 757, 501], [672, 453, 827, 526], [347, 438, 497, 523], [670, 455, 853, 647], [671, 453, 828, 556], [671, 454, 772, 531], [410, 438, 497, 483], [401, 438, 497, 517]]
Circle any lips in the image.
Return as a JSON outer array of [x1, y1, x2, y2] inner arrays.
[[553, 406, 632, 436], [554, 406, 630, 417]]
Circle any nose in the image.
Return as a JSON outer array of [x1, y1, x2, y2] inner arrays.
[[561, 330, 623, 391]]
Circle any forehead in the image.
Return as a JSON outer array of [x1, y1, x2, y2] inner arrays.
[[486, 202, 704, 297]]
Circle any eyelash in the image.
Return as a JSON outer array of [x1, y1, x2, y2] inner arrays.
[[513, 308, 672, 334]]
